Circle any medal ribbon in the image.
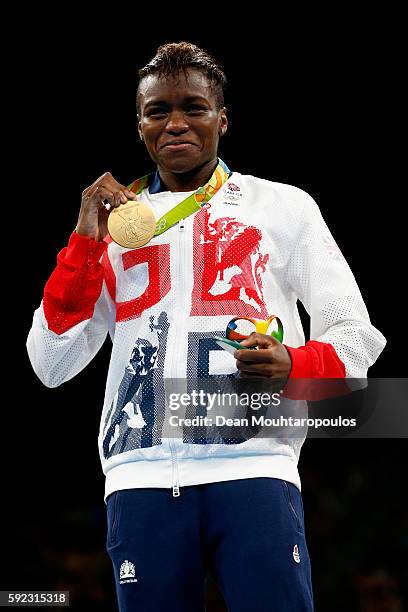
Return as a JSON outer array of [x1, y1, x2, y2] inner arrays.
[[127, 158, 231, 236]]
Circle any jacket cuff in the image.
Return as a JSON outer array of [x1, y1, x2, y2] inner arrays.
[[284, 345, 314, 378], [63, 231, 108, 268], [282, 342, 350, 400]]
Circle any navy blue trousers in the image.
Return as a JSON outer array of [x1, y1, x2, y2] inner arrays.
[[106, 477, 314, 611]]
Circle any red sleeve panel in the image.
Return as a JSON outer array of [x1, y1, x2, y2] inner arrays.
[[284, 340, 346, 378], [282, 340, 349, 401], [43, 231, 108, 335]]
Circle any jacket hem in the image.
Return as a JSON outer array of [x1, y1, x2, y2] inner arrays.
[[103, 453, 300, 504]]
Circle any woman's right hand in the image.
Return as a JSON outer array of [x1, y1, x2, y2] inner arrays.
[[76, 172, 137, 242]]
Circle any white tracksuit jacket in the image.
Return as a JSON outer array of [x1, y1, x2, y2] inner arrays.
[[26, 168, 387, 502]]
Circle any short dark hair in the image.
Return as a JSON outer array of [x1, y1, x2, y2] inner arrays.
[[136, 41, 227, 114]]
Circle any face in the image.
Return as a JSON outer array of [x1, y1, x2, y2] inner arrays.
[[137, 69, 228, 174]]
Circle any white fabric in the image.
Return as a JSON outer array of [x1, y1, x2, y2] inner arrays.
[[26, 172, 387, 502]]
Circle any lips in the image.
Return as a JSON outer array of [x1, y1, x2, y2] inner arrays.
[[160, 141, 195, 149]]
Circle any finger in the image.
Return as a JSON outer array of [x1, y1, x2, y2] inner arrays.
[[113, 190, 122, 208], [103, 178, 137, 201], [239, 370, 269, 378], [103, 187, 127, 208], [238, 332, 259, 348], [234, 348, 275, 363], [90, 186, 115, 209], [91, 174, 132, 200], [90, 171, 112, 189], [239, 332, 280, 349], [104, 181, 136, 204], [236, 360, 272, 374], [124, 188, 138, 200], [118, 190, 128, 204]]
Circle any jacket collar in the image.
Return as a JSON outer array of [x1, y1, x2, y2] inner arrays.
[[148, 158, 231, 194]]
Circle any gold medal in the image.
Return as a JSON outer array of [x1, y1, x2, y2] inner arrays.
[[107, 200, 156, 248]]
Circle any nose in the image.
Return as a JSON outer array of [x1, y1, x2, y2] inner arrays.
[[164, 110, 189, 134]]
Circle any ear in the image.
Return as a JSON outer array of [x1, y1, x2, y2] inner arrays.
[[137, 117, 144, 141], [218, 107, 228, 137]]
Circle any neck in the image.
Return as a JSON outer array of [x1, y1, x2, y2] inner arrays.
[[158, 158, 218, 192]]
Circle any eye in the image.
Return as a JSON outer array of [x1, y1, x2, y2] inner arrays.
[[186, 105, 207, 114], [146, 108, 167, 117]]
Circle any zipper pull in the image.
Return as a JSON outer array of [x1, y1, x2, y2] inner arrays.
[[172, 485, 181, 497], [179, 218, 185, 231]]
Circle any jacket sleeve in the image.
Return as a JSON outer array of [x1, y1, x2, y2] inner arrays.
[[26, 231, 116, 388], [282, 192, 387, 378]]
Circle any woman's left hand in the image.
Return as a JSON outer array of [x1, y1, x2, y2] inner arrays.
[[234, 332, 292, 378]]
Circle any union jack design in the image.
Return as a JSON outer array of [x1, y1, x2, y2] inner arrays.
[[323, 235, 344, 260]]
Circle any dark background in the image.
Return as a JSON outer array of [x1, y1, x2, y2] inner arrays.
[[4, 13, 406, 612]]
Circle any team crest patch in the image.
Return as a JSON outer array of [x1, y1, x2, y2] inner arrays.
[[224, 182, 243, 203], [120, 559, 138, 584], [293, 544, 301, 563]]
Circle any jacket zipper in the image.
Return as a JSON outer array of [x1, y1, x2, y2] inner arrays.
[[170, 443, 180, 497], [169, 217, 186, 497]]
